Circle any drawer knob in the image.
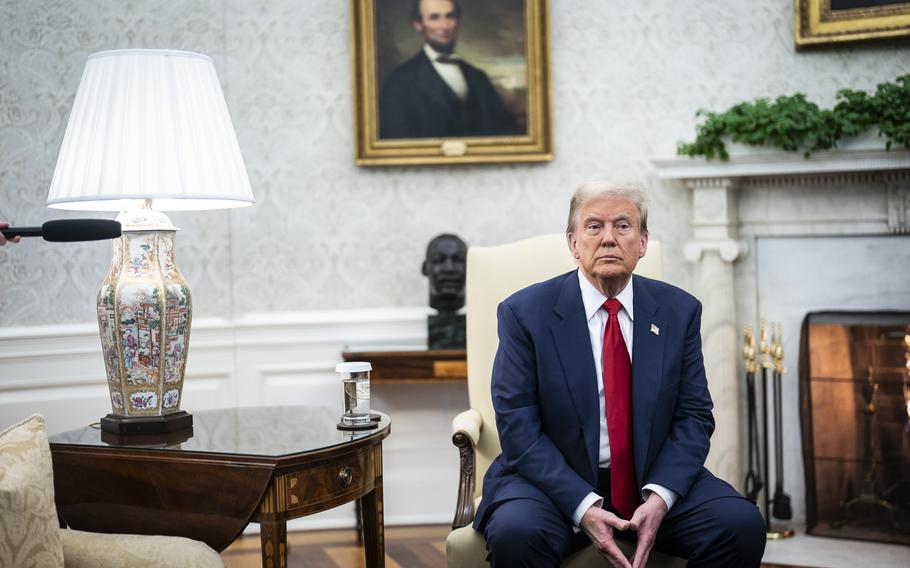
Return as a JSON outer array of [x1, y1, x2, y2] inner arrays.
[[338, 466, 353, 488]]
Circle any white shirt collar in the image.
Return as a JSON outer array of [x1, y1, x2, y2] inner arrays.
[[577, 269, 635, 322]]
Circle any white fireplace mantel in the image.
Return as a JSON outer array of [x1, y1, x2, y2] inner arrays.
[[654, 148, 910, 238], [652, 148, 910, 181], [650, 147, 910, 512]]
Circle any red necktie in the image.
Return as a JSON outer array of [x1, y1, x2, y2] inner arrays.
[[602, 298, 638, 519]]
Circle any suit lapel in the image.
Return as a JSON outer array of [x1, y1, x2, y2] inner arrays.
[[631, 276, 665, 484], [415, 51, 461, 109], [550, 272, 600, 481]]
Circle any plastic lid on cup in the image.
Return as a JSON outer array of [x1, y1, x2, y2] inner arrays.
[[336, 361, 372, 373]]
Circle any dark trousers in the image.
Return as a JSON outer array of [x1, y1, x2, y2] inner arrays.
[[483, 468, 766, 567]]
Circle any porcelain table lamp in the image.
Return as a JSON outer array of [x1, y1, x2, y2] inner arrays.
[[46, 49, 254, 435]]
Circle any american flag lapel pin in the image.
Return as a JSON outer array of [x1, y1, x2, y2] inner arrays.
[[650, 323, 660, 336]]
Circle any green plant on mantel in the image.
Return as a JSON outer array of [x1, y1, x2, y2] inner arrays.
[[677, 74, 910, 160]]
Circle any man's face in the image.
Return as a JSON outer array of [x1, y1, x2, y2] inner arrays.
[[414, 0, 459, 53], [426, 237, 466, 298], [567, 197, 648, 292]]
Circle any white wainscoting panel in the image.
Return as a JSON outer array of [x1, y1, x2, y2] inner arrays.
[[0, 307, 469, 529], [258, 365, 340, 408]]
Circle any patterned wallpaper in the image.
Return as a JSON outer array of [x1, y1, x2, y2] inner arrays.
[[0, 0, 907, 326]]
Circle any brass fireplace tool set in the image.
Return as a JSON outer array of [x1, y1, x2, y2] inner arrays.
[[744, 322, 795, 539]]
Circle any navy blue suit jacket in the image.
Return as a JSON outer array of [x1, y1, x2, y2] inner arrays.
[[378, 50, 521, 139], [474, 271, 740, 530]]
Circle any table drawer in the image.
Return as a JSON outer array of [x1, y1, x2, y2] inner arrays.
[[274, 448, 375, 517]]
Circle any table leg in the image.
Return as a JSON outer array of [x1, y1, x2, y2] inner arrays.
[[355, 498, 363, 544], [361, 446, 385, 568], [260, 519, 287, 568]]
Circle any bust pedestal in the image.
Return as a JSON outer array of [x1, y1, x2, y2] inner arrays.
[[428, 311, 466, 350]]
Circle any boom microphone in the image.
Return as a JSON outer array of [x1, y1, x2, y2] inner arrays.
[[1, 219, 121, 242]]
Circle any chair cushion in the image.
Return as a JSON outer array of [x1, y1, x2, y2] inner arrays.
[[446, 525, 489, 568], [0, 414, 64, 567], [59, 529, 224, 568]]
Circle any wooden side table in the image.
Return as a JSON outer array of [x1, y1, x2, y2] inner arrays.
[[49, 406, 391, 568], [342, 349, 467, 383]]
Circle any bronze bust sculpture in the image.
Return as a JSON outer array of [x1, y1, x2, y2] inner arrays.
[[422, 233, 467, 349]]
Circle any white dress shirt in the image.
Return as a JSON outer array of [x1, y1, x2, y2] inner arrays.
[[423, 44, 468, 101], [571, 269, 677, 529]]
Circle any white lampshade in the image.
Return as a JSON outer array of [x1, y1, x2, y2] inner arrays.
[[47, 49, 254, 211]]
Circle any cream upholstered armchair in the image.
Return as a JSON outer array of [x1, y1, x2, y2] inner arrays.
[[445, 234, 684, 568], [0, 414, 224, 568]]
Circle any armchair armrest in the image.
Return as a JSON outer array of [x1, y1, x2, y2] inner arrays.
[[451, 409, 483, 529], [452, 408, 482, 446]]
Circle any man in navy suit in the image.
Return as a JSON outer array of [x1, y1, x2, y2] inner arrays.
[[378, 0, 521, 139], [475, 183, 765, 567]]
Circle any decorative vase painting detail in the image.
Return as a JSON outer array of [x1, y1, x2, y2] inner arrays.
[[97, 226, 192, 417], [163, 388, 180, 409]]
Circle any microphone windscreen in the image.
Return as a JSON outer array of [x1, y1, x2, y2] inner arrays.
[[41, 219, 122, 242]]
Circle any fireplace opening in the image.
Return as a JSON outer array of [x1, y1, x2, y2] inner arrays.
[[800, 311, 910, 545]]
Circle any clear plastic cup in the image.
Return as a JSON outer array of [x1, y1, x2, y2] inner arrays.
[[336, 361, 372, 426]]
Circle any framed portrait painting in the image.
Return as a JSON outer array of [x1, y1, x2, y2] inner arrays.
[[795, 0, 910, 47], [351, 0, 552, 166]]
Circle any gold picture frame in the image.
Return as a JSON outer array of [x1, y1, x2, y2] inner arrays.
[[795, 0, 910, 47], [351, 0, 552, 166]]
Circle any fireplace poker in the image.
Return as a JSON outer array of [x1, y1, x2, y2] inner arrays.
[[760, 322, 794, 540], [771, 323, 793, 521], [759, 322, 772, 532], [743, 326, 763, 503]]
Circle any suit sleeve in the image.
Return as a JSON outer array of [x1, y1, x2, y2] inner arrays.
[[643, 300, 715, 499], [491, 301, 594, 521]]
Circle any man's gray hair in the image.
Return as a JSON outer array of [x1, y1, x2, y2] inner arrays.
[[566, 182, 649, 234]]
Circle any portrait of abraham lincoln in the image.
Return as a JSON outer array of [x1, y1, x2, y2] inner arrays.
[[351, 0, 551, 166], [375, 0, 528, 140]]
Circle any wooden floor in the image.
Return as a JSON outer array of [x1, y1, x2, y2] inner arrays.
[[221, 525, 450, 568], [222, 525, 807, 567]]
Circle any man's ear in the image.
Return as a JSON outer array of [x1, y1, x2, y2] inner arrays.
[[567, 233, 580, 259], [639, 231, 649, 259], [421, 260, 429, 276], [413, 20, 424, 33]]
